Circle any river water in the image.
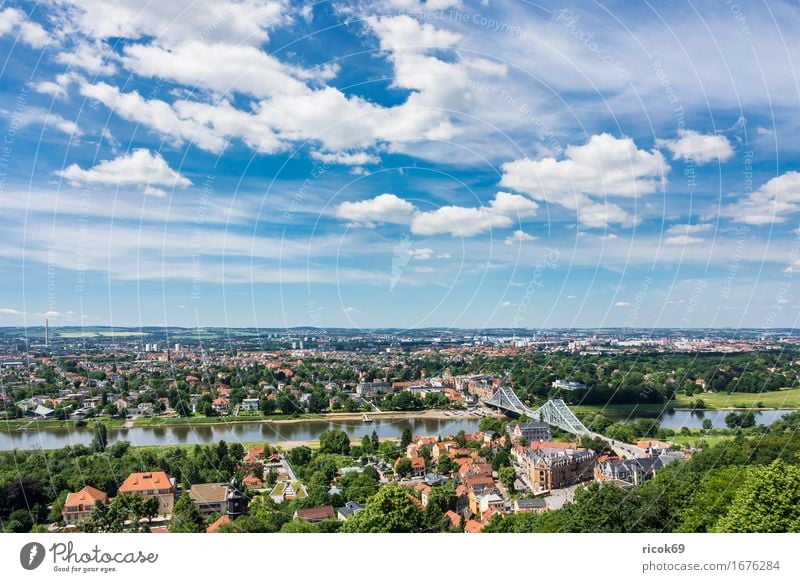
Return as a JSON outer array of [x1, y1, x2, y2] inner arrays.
[[0, 416, 483, 451], [1, 409, 795, 451]]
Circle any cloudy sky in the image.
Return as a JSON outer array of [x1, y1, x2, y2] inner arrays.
[[0, 0, 798, 329]]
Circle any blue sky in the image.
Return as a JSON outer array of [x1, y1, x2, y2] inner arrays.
[[0, 0, 799, 330]]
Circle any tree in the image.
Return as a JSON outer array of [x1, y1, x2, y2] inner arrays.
[[319, 429, 351, 455], [288, 446, 312, 467], [701, 419, 713, 430], [92, 422, 108, 452], [371, 430, 380, 450], [714, 460, 800, 532], [395, 458, 412, 478], [170, 494, 205, 532], [499, 466, 516, 493], [361, 434, 373, 453], [437, 455, 455, 475], [400, 427, 413, 449], [341, 486, 423, 532]]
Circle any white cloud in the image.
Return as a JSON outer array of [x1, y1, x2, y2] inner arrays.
[[723, 171, 800, 225], [1, 107, 82, 137], [499, 300, 512, 307], [436, 253, 451, 259], [0, 8, 52, 48], [664, 223, 713, 245], [657, 129, 734, 164], [614, 301, 631, 307], [409, 247, 434, 260], [0, 307, 24, 315], [311, 150, 380, 166], [56, 0, 285, 46], [410, 192, 538, 237], [664, 235, 705, 246], [335, 193, 416, 227], [343, 306, 359, 313], [500, 134, 667, 228], [504, 230, 536, 245], [58, 149, 192, 191]]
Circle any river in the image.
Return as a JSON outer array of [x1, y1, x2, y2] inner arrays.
[[1, 408, 796, 451], [0, 416, 483, 451]]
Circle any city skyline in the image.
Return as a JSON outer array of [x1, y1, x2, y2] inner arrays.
[[1, 1, 799, 329]]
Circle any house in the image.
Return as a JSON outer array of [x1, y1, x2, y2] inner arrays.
[[476, 492, 504, 514], [464, 519, 484, 533], [243, 446, 265, 464], [240, 398, 259, 411], [270, 481, 308, 503], [413, 483, 432, 506], [337, 501, 365, 520], [242, 475, 263, 490], [295, 505, 336, 522], [188, 483, 229, 515], [355, 381, 391, 397], [118, 471, 175, 516], [515, 449, 596, 492], [62, 486, 107, 526], [553, 379, 587, 391], [212, 397, 229, 414], [444, 510, 461, 529], [595, 454, 681, 486], [636, 440, 673, 457], [409, 456, 426, 478], [514, 497, 547, 513], [508, 421, 552, 443], [206, 514, 231, 533]]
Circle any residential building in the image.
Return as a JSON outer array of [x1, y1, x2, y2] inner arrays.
[[240, 398, 259, 411], [553, 379, 587, 391], [514, 497, 547, 513], [188, 483, 229, 515], [595, 454, 681, 486], [118, 471, 175, 516], [515, 449, 596, 492], [508, 421, 552, 443], [62, 486, 107, 526], [337, 501, 365, 520], [295, 505, 336, 522]]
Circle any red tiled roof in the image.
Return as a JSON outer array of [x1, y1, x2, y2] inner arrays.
[[207, 514, 231, 533], [464, 519, 484, 533], [64, 486, 107, 509], [296, 506, 335, 521], [118, 471, 173, 494]]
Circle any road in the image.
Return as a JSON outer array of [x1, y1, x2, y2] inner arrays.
[[587, 431, 647, 458]]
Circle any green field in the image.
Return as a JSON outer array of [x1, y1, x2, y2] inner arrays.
[[667, 433, 739, 448], [673, 387, 800, 409]]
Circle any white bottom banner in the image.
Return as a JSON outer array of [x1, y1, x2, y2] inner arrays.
[[2, 533, 798, 581]]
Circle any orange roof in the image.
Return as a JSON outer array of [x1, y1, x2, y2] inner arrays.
[[118, 471, 173, 494], [445, 510, 461, 528], [464, 519, 484, 533], [409, 457, 426, 469], [207, 514, 231, 533], [243, 446, 265, 463], [243, 475, 263, 488], [530, 441, 577, 451], [64, 486, 107, 509]]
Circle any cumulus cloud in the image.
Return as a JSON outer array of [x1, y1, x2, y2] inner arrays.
[[335, 191, 537, 237], [409, 248, 434, 260], [657, 129, 734, 164], [0, 8, 52, 48], [311, 150, 380, 166], [664, 223, 713, 245], [410, 192, 538, 237], [335, 193, 416, 227], [58, 149, 192, 191], [500, 133, 667, 228], [504, 230, 536, 245], [723, 171, 800, 225]]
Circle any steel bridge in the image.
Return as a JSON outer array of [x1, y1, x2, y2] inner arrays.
[[483, 385, 589, 435]]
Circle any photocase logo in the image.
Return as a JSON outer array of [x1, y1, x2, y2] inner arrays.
[[20, 542, 46, 570]]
